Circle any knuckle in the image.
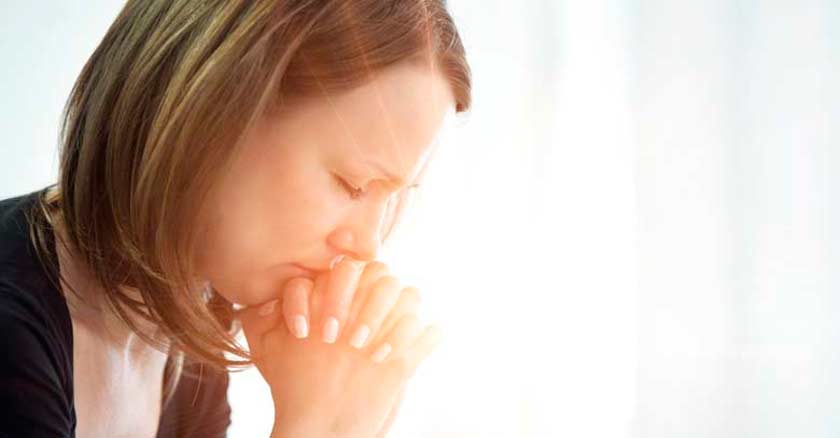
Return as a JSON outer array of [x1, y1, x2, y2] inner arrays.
[[364, 261, 390, 277], [285, 277, 313, 294], [282, 297, 302, 314], [387, 356, 413, 379], [400, 286, 421, 304], [340, 258, 366, 275], [372, 275, 401, 298], [397, 312, 421, 330], [386, 314, 421, 347], [397, 287, 422, 313]]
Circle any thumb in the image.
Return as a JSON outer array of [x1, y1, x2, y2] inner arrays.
[[235, 298, 283, 354]]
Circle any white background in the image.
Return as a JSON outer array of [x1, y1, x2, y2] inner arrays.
[[2, 1, 837, 437]]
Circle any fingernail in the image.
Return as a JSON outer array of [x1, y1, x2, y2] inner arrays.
[[293, 314, 309, 339], [347, 259, 364, 273], [329, 255, 345, 270], [258, 299, 278, 316], [322, 317, 339, 343], [371, 343, 392, 363], [349, 324, 370, 349]]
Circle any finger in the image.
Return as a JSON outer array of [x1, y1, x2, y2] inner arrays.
[[375, 385, 407, 438], [346, 275, 401, 350], [235, 297, 284, 356], [369, 313, 423, 364], [358, 261, 390, 292], [308, 270, 330, 318], [319, 258, 364, 344], [387, 324, 443, 379], [282, 277, 313, 339], [369, 286, 421, 348], [345, 261, 390, 329]]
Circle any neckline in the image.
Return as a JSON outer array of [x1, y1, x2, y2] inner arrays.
[[25, 186, 174, 428]]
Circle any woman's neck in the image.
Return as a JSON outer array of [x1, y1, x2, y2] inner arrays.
[[51, 210, 168, 361]]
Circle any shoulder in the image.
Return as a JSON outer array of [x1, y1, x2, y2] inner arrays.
[[0, 188, 73, 367], [0, 280, 73, 370], [0, 189, 76, 436], [0, 281, 76, 436]]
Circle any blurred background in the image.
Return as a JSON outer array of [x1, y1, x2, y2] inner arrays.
[[2, 1, 838, 437]]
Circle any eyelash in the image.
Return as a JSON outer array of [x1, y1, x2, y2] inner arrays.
[[334, 175, 365, 200], [333, 174, 421, 201]]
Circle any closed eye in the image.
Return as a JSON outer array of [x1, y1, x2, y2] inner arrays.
[[333, 174, 365, 200]]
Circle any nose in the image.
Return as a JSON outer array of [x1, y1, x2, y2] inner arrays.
[[328, 200, 389, 262]]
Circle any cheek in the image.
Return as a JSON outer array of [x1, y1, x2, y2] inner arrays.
[[195, 172, 345, 304], [268, 168, 344, 243]]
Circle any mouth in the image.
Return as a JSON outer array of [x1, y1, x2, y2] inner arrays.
[[290, 263, 322, 278], [289, 255, 347, 279]]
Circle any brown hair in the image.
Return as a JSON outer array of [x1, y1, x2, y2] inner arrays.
[[27, 0, 471, 403]]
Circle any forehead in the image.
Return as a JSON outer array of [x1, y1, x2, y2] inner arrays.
[[275, 62, 456, 177]]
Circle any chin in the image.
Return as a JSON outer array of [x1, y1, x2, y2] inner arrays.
[[210, 262, 318, 307], [208, 275, 270, 307]]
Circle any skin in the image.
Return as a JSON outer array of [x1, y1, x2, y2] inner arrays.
[[54, 212, 169, 438], [56, 60, 455, 436], [238, 268, 442, 438], [194, 60, 455, 343], [195, 60, 453, 300]]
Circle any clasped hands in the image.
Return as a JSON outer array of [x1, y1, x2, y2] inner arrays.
[[237, 258, 440, 438]]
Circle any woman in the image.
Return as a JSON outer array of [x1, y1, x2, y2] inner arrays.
[[0, 0, 471, 436]]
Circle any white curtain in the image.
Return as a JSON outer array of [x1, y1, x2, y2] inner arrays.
[[2, 1, 838, 437], [634, 1, 840, 437], [372, 1, 840, 436]]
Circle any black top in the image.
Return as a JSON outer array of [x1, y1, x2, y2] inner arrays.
[[0, 187, 231, 438]]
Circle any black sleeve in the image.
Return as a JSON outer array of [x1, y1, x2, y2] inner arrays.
[[0, 283, 75, 438]]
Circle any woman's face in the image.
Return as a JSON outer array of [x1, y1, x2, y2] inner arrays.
[[195, 62, 456, 306]]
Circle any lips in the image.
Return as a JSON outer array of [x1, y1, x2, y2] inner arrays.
[[294, 255, 345, 272], [291, 263, 320, 274]]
